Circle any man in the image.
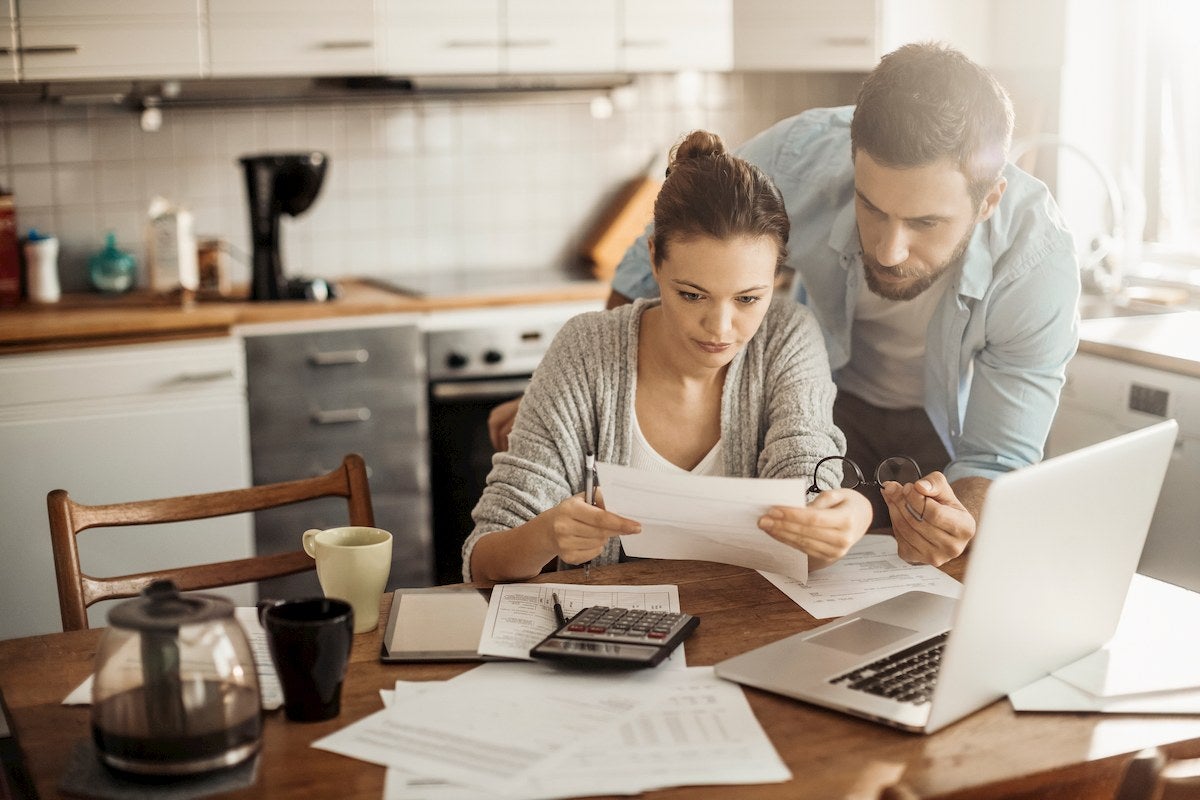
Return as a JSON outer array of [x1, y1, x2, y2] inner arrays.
[[492, 42, 1079, 567]]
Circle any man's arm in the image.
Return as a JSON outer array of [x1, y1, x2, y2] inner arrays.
[[881, 473, 987, 567], [605, 290, 632, 310]]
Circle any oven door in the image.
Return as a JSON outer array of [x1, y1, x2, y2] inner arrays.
[[428, 375, 530, 585]]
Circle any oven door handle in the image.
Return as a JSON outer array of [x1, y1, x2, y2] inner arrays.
[[430, 377, 531, 401]]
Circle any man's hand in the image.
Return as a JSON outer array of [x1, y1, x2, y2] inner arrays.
[[758, 488, 873, 570], [487, 397, 523, 451], [880, 472, 979, 566]]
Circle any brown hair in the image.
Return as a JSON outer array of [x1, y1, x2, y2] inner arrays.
[[850, 42, 1014, 205], [651, 130, 789, 271]]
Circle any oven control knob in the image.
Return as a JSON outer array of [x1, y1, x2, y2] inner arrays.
[[446, 352, 469, 369], [483, 350, 504, 365]]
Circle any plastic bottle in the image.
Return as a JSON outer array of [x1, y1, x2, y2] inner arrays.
[[89, 232, 137, 293], [24, 228, 60, 303]]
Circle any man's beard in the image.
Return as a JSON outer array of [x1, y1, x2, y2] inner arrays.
[[862, 223, 975, 301]]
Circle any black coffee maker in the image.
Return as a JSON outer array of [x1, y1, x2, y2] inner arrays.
[[240, 152, 333, 301]]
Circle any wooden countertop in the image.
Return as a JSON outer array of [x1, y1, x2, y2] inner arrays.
[[1078, 311, 1200, 379], [0, 278, 611, 355]]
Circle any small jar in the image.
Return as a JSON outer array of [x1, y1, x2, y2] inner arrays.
[[24, 228, 60, 303], [89, 232, 137, 293]]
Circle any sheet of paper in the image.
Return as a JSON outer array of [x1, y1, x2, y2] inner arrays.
[[597, 461, 809, 582], [1050, 574, 1200, 696], [63, 607, 283, 710], [1009, 674, 1200, 714], [758, 534, 963, 618], [313, 660, 676, 794], [476, 582, 684, 666], [375, 669, 790, 800]]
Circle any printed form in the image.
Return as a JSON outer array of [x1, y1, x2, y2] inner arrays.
[[596, 461, 810, 582]]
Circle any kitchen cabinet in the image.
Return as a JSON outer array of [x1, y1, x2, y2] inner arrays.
[[380, 0, 618, 76], [1046, 315, 1200, 594], [0, 1, 16, 82], [732, 0, 990, 72], [243, 317, 433, 598], [207, 0, 379, 78], [619, 0, 732, 73], [15, 0, 205, 81], [0, 337, 255, 640]]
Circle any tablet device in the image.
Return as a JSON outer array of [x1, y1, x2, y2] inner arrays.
[[380, 587, 494, 662]]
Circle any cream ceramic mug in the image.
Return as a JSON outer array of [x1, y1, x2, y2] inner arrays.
[[301, 526, 392, 634]]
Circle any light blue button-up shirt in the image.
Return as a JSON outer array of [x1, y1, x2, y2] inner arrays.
[[612, 106, 1081, 482]]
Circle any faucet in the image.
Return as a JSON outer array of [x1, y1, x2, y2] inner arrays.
[[1010, 134, 1130, 298]]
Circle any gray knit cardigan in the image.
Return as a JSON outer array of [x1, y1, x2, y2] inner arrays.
[[461, 296, 845, 581]]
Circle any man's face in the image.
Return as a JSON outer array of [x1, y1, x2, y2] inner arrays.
[[853, 150, 999, 301]]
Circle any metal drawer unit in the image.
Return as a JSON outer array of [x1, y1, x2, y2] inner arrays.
[[244, 323, 432, 597]]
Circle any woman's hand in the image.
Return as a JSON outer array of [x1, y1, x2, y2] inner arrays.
[[757, 488, 872, 570], [540, 491, 641, 566]]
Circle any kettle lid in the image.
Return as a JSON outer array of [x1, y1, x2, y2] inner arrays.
[[108, 579, 234, 632]]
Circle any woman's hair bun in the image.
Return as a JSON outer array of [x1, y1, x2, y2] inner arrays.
[[666, 130, 726, 175]]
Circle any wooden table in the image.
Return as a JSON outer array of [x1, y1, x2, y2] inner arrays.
[[4, 555, 1200, 800]]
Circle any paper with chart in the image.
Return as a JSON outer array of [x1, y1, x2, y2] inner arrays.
[[356, 667, 791, 800], [477, 582, 685, 665], [597, 461, 810, 582], [759, 534, 963, 618]]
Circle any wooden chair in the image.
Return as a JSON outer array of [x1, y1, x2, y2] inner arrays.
[[1116, 748, 1200, 800], [48, 453, 374, 631]]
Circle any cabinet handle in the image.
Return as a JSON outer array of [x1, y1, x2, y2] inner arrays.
[[312, 407, 371, 425], [308, 349, 369, 366], [444, 39, 501, 48], [823, 36, 871, 48], [317, 40, 373, 50], [173, 369, 236, 383], [504, 39, 552, 49], [16, 45, 82, 55]]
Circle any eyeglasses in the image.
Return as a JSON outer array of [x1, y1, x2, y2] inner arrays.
[[805, 455, 927, 521]]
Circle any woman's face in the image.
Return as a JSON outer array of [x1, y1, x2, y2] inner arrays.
[[651, 234, 778, 370]]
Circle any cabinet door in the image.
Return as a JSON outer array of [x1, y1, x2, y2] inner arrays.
[[17, 0, 204, 80], [504, 0, 617, 73], [208, 0, 378, 78], [620, 0, 732, 73], [380, 0, 503, 76], [0, 1, 16, 81], [734, 0, 878, 71]]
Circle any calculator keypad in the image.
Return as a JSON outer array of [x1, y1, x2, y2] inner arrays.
[[563, 606, 689, 645]]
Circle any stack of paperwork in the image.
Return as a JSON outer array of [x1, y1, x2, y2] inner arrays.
[[1009, 574, 1200, 713]]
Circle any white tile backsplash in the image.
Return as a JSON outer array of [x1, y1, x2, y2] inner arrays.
[[0, 72, 859, 293]]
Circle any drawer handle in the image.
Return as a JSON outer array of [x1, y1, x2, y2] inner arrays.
[[504, 39, 552, 49], [173, 369, 236, 383], [312, 407, 371, 425], [823, 36, 870, 48], [444, 39, 501, 49], [317, 40, 373, 50], [309, 349, 369, 366], [16, 45, 82, 55]]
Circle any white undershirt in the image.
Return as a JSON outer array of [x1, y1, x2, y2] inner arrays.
[[630, 410, 724, 476], [835, 273, 951, 409]]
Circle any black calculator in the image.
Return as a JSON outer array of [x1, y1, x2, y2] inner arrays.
[[531, 605, 699, 668]]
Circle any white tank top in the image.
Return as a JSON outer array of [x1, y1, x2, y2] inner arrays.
[[629, 410, 724, 476]]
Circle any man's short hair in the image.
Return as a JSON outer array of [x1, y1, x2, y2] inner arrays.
[[850, 42, 1014, 205]]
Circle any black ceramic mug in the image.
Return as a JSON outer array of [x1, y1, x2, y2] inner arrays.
[[257, 597, 354, 722]]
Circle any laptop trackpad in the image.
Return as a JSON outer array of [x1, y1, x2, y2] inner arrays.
[[809, 618, 919, 655]]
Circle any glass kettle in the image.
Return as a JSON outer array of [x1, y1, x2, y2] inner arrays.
[[91, 580, 262, 776]]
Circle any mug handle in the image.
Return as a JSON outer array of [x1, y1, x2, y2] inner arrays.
[[302, 528, 322, 558], [257, 598, 284, 628]]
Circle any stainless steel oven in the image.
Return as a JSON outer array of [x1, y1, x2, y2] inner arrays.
[[425, 303, 599, 584]]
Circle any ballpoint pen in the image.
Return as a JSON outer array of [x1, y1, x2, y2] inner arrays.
[[584, 452, 596, 580], [552, 592, 567, 628]]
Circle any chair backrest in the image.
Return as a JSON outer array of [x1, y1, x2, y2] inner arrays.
[[1117, 748, 1200, 800], [48, 453, 375, 631]]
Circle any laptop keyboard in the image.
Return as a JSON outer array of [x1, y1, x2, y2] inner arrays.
[[829, 632, 949, 705]]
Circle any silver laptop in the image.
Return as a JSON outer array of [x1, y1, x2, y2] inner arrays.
[[715, 419, 1179, 734]]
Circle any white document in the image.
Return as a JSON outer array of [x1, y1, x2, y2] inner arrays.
[[758, 534, 963, 618], [62, 607, 283, 710], [597, 461, 810, 582], [313, 660, 674, 794], [477, 582, 685, 666], [374, 669, 790, 800], [1009, 674, 1200, 714], [1050, 574, 1200, 697]]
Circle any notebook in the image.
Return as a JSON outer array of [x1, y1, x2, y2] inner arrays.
[[715, 419, 1179, 734]]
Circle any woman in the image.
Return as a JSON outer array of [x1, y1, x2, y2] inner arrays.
[[464, 130, 871, 582]]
